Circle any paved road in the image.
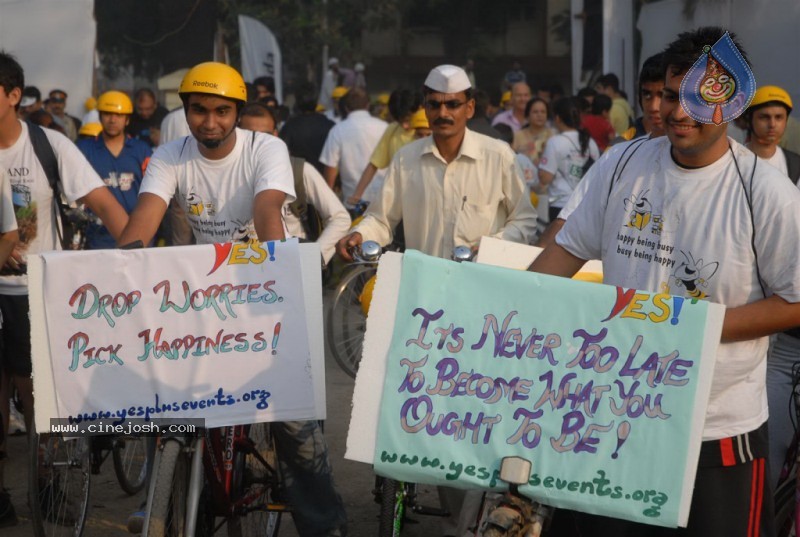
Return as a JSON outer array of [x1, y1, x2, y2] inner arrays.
[[4, 292, 443, 536]]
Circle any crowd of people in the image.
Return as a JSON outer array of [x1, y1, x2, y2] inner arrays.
[[0, 23, 799, 537]]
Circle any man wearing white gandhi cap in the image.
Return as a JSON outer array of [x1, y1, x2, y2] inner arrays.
[[336, 63, 535, 258], [336, 64, 536, 534]]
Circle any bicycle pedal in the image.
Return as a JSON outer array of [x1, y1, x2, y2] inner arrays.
[[411, 505, 450, 517]]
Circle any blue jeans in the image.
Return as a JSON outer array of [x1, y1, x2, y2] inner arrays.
[[766, 332, 800, 490], [272, 420, 347, 536]]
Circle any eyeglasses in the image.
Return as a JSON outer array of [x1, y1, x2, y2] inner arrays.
[[424, 99, 466, 111]]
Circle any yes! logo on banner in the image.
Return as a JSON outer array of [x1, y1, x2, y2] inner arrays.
[[208, 240, 278, 275]]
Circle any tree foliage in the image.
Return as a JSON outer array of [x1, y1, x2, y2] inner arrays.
[[95, 0, 217, 79]]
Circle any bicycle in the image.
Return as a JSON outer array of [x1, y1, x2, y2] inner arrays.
[[91, 433, 152, 495], [327, 241, 472, 378], [27, 428, 152, 537], [375, 475, 450, 537], [326, 240, 382, 378], [371, 246, 477, 536], [144, 422, 286, 537], [29, 432, 92, 537], [477, 457, 553, 537]]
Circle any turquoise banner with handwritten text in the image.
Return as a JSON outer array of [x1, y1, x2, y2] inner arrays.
[[373, 250, 722, 527]]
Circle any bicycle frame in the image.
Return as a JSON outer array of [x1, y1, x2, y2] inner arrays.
[[144, 424, 285, 537]]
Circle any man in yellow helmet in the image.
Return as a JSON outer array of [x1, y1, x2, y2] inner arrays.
[[118, 62, 347, 536], [744, 85, 799, 183], [325, 85, 349, 124], [77, 90, 152, 249]]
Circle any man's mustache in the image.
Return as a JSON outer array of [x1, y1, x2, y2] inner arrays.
[[434, 118, 454, 126]]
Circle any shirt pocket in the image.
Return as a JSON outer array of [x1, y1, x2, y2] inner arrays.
[[454, 200, 500, 246]]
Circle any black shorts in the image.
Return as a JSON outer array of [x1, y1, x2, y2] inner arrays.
[[549, 424, 775, 536], [0, 294, 31, 376]]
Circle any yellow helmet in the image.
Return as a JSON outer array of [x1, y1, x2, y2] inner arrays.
[[749, 85, 793, 113], [409, 108, 429, 129], [332, 86, 349, 99], [179, 62, 247, 103], [79, 122, 103, 137], [84, 96, 97, 111], [97, 90, 133, 114], [501, 91, 512, 105], [376, 93, 390, 105]]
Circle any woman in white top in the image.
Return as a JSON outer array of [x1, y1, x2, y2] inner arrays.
[[536, 96, 600, 221]]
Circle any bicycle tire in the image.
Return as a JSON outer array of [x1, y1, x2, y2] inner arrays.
[[29, 432, 92, 537], [326, 264, 377, 378], [112, 434, 150, 495], [378, 477, 404, 537], [146, 439, 190, 537], [228, 423, 283, 537]]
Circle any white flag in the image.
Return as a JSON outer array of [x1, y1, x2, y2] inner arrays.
[[238, 14, 283, 103]]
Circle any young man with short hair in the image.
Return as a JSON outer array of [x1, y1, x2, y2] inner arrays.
[[532, 27, 800, 536], [119, 62, 347, 537], [0, 51, 127, 526], [536, 52, 668, 249], [745, 85, 799, 182], [596, 72, 634, 136], [77, 90, 152, 249], [238, 102, 350, 265]]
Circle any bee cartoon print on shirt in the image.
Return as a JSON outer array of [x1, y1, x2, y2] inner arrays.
[[623, 190, 652, 231], [186, 191, 205, 216], [230, 219, 255, 242], [672, 250, 719, 300]]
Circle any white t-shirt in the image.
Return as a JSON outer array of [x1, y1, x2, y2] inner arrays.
[[515, 153, 538, 190], [0, 169, 18, 237], [0, 121, 105, 294], [282, 162, 351, 264], [557, 136, 800, 440], [159, 108, 191, 146], [764, 147, 789, 176], [558, 138, 644, 222], [538, 131, 600, 209], [140, 128, 295, 244], [318, 110, 387, 200]]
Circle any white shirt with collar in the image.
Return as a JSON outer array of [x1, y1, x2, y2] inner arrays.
[[354, 128, 537, 258], [319, 109, 387, 200]]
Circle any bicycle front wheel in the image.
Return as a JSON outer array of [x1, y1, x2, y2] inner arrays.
[[228, 423, 283, 537], [29, 433, 92, 537], [146, 439, 190, 537], [112, 434, 150, 495], [378, 477, 405, 537], [326, 265, 377, 378]]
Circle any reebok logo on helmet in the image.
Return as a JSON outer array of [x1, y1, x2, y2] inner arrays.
[[193, 81, 219, 89]]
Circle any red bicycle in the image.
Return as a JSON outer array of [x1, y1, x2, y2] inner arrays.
[[144, 423, 287, 537]]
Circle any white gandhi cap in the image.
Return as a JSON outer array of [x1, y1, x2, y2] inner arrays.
[[424, 64, 472, 94]]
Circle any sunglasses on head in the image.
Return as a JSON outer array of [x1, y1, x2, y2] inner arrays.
[[424, 99, 466, 111]]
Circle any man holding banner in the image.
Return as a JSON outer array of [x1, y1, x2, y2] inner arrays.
[[337, 64, 536, 536], [531, 27, 800, 536], [118, 62, 347, 536]]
